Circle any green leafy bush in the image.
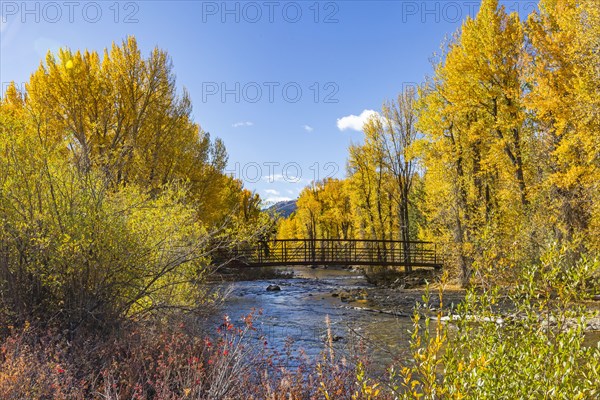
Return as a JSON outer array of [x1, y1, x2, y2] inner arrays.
[[396, 248, 600, 399]]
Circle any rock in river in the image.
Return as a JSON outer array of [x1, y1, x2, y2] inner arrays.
[[266, 284, 281, 292]]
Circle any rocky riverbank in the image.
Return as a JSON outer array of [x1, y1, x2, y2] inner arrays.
[[329, 286, 466, 317], [327, 266, 465, 315], [328, 282, 600, 333]]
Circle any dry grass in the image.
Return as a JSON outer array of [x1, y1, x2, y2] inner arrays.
[[0, 312, 376, 400]]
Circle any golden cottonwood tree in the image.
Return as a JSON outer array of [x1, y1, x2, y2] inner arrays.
[[418, 0, 532, 283], [24, 37, 243, 226], [276, 178, 354, 241], [348, 133, 395, 242], [295, 185, 322, 241], [0, 39, 265, 329], [381, 92, 419, 247], [526, 0, 600, 250], [319, 178, 354, 240]]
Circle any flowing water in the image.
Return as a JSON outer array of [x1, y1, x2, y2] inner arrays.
[[206, 266, 600, 370], [207, 266, 415, 368]]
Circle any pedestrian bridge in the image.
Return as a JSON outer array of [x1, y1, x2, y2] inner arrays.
[[230, 239, 443, 270]]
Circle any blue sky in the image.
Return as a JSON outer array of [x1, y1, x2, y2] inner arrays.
[[0, 0, 538, 204]]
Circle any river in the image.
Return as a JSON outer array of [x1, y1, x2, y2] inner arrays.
[[206, 266, 600, 372], [207, 266, 416, 369]]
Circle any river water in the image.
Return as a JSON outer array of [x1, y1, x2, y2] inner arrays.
[[207, 266, 416, 369]]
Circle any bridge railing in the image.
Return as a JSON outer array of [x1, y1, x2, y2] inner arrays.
[[231, 239, 442, 268]]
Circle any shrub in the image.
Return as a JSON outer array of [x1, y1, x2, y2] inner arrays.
[[0, 105, 211, 333], [395, 249, 600, 399]]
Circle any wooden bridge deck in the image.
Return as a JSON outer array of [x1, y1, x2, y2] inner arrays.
[[230, 239, 442, 269]]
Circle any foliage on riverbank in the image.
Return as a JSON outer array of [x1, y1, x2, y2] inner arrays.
[[1, 248, 598, 399], [400, 250, 600, 399], [0, 36, 272, 333], [0, 311, 362, 399]]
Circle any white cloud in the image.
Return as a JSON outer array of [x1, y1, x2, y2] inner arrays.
[[232, 121, 254, 128], [303, 125, 314, 132], [262, 174, 285, 183], [336, 109, 380, 132], [265, 189, 280, 195]]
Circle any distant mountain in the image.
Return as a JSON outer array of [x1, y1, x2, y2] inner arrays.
[[266, 199, 297, 218]]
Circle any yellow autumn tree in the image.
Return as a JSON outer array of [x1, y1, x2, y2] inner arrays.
[[276, 178, 354, 241], [418, 0, 533, 284], [526, 0, 600, 252], [24, 36, 253, 228], [347, 129, 395, 242], [0, 38, 266, 330]]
